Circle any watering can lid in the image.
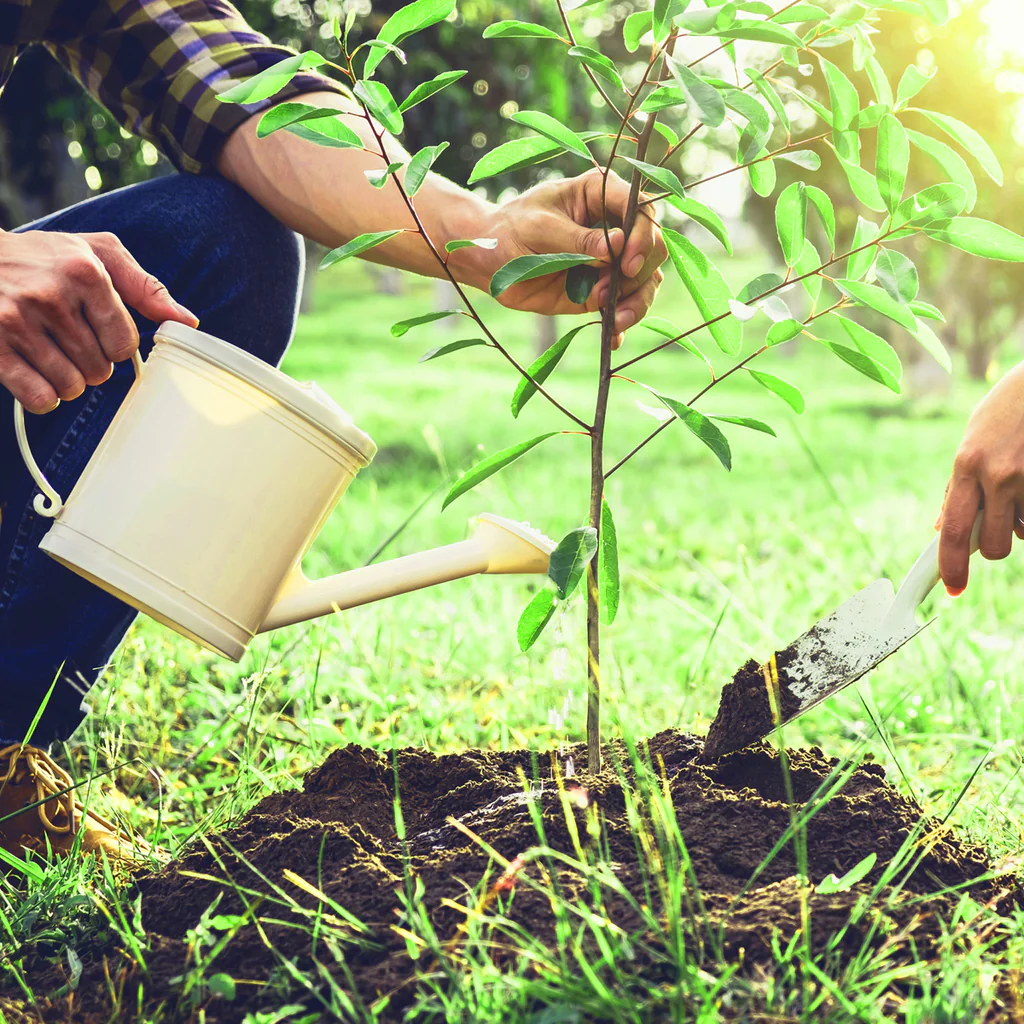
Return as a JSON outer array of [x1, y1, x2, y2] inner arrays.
[[155, 321, 377, 464]]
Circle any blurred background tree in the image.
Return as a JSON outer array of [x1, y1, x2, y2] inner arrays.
[[1, 0, 1021, 374]]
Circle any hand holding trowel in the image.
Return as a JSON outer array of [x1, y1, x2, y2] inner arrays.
[[703, 514, 984, 759]]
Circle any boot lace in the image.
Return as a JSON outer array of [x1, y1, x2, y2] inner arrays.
[[0, 743, 138, 845]]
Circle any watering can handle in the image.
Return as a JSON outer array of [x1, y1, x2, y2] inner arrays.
[[13, 350, 144, 519]]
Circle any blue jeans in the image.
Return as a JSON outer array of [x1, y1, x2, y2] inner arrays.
[[0, 174, 303, 745]]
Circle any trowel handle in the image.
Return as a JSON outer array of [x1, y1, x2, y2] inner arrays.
[[889, 511, 984, 620]]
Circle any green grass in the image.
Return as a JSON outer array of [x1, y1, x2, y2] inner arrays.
[[4, 260, 1024, 1021]]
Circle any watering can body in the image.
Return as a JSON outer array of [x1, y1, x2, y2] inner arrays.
[[14, 322, 555, 661]]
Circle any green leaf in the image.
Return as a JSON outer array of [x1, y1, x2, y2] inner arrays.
[[280, 118, 364, 150], [906, 129, 977, 213], [895, 65, 934, 109], [668, 59, 726, 127], [775, 182, 807, 267], [367, 0, 456, 76], [716, 22, 804, 46], [804, 186, 835, 253], [925, 218, 1024, 262], [656, 394, 732, 470], [748, 155, 777, 197], [746, 67, 790, 133], [776, 149, 821, 171], [663, 228, 742, 356], [836, 151, 886, 212], [354, 80, 403, 134], [511, 324, 589, 417], [773, 2, 829, 22], [445, 237, 498, 253], [391, 309, 462, 337], [638, 317, 714, 373], [490, 253, 594, 298], [256, 103, 357, 140], [914, 109, 1002, 185], [851, 104, 890, 131], [736, 272, 785, 304], [665, 196, 732, 253], [568, 45, 624, 90], [621, 157, 686, 199], [864, 56, 894, 107], [748, 369, 805, 413], [405, 142, 448, 196], [835, 279, 916, 331], [548, 527, 598, 599], [675, 4, 735, 32], [468, 134, 594, 184], [217, 52, 326, 104], [920, 0, 949, 25], [419, 338, 490, 362], [623, 10, 653, 51], [365, 161, 403, 187], [640, 86, 687, 114], [910, 300, 944, 322], [824, 340, 899, 392], [890, 183, 968, 235], [653, 122, 681, 148], [565, 264, 600, 304], [872, 249, 918, 303], [836, 315, 902, 385], [794, 238, 822, 306], [876, 114, 909, 214], [443, 433, 561, 510], [599, 499, 619, 626], [820, 57, 860, 163], [654, 0, 672, 42], [321, 230, 403, 269], [911, 316, 951, 372], [483, 20, 564, 39], [208, 974, 237, 1001], [711, 414, 776, 436], [398, 70, 467, 112], [517, 589, 557, 651], [817, 852, 877, 894], [510, 110, 592, 161], [766, 319, 804, 345], [360, 40, 407, 72], [847, 216, 880, 280]]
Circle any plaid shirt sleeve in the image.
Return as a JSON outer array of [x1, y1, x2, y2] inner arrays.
[[40, 0, 343, 174]]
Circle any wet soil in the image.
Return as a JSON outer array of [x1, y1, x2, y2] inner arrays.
[[15, 732, 1018, 1022], [703, 645, 803, 759]]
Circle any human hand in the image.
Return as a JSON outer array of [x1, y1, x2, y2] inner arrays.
[[0, 230, 198, 413], [937, 360, 1024, 595], [469, 168, 667, 348]]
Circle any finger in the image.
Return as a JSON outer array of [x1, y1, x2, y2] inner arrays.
[[938, 476, 981, 596], [11, 329, 86, 402], [586, 169, 661, 280], [613, 270, 663, 333], [979, 486, 1014, 561], [46, 307, 113, 387], [87, 232, 198, 327], [611, 332, 623, 351], [576, 225, 624, 266], [0, 347, 58, 413]]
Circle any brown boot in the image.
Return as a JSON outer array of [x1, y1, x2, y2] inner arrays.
[[0, 743, 157, 871]]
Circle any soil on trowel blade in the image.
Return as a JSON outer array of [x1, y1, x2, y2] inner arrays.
[[18, 732, 1015, 1022], [704, 644, 804, 759]]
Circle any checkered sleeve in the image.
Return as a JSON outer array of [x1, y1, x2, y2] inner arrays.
[[43, 0, 344, 174]]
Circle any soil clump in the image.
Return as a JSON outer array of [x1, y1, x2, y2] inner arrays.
[[13, 732, 1016, 1022]]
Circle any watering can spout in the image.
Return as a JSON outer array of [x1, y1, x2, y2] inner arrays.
[[258, 514, 556, 633]]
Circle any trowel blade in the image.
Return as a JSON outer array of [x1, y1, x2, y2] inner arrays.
[[768, 577, 931, 734]]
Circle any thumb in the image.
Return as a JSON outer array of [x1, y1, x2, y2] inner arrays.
[[576, 225, 623, 264], [91, 233, 199, 327]]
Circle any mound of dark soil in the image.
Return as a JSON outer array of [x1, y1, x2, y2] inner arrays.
[[21, 733, 1017, 1021]]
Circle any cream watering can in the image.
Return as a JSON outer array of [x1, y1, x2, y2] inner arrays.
[[13, 322, 556, 662]]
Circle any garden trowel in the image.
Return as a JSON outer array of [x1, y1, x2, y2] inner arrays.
[[704, 515, 983, 758]]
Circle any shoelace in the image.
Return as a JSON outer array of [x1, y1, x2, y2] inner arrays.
[[0, 743, 147, 850]]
